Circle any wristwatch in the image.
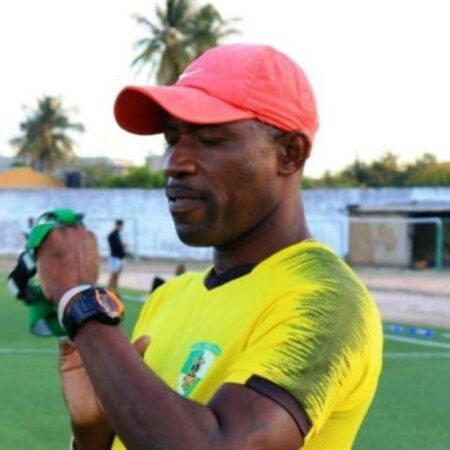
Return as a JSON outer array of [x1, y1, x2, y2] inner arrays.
[[62, 287, 124, 339]]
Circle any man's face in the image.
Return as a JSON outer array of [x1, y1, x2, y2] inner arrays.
[[163, 118, 283, 248]]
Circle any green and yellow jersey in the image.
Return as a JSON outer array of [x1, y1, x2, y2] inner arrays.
[[112, 240, 382, 450]]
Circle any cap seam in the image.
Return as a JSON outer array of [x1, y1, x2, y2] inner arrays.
[[240, 46, 269, 110]]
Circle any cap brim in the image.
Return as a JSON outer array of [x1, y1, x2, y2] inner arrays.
[[114, 85, 255, 135]]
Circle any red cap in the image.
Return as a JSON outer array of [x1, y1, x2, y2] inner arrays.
[[114, 44, 319, 144]]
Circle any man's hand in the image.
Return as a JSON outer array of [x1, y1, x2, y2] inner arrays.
[[60, 335, 151, 449], [37, 226, 100, 303], [59, 338, 105, 426], [60, 335, 151, 426]]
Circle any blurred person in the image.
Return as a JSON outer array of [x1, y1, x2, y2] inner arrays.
[[36, 44, 382, 450], [174, 262, 186, 276], [150, 262, 187, 292], [107, 219, 126, 292], [22, 217, 34, 241]]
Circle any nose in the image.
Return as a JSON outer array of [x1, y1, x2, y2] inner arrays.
[[163, 137, 198, 179]]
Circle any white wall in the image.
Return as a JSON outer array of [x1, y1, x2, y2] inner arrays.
[[1, 187, 449, 260]]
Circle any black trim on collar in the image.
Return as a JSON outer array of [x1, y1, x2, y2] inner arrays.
[[204, 263, 256, 290]]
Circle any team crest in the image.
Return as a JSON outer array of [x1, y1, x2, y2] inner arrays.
[[178, 342, 222, 397]]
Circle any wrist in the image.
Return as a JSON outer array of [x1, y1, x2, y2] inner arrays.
[[61, 287, 124, 339], [58, 285, 94, 325]]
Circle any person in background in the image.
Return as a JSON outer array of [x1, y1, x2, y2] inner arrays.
[[150, 262, 187, 292], [107, 219, 126, 292], [22, 217, 34, 241], [174, 262, 186, 276]]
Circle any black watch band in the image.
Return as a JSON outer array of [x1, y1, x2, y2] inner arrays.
[[62, 287, 124, 339]]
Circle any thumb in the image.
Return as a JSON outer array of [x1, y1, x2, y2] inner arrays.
[[132, 335, 151, 358], [59, 337, 76, 356], [59, 337, 83, 372]]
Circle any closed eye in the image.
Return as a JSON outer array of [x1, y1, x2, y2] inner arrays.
[[199, 138, 224, 147]]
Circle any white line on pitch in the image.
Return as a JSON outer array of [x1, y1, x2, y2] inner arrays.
[[441, 333, 450, 340], [121, 294, 147, 303], [385, 352, 450, 358], [0, 348, 56, 355], [385, 334, 450, 349]]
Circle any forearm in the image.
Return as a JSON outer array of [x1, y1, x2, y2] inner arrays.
[[74, 321, 221, 450]]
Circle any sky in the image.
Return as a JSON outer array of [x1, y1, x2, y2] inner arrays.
[[1, 0, 449, 177]]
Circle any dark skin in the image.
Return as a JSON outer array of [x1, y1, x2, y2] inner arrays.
[[164, 118, 311, 272], [37, 117, 312, 450]]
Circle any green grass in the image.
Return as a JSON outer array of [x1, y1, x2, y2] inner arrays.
[[1, 273, 449, 449], [0, 276, 143, 449], [355, 326, 450, 450]]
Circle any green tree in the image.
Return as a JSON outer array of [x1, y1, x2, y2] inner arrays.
[[303, 152, 450, 188], [132, 0, 240, 85], [100, 166, 165, 189], [405, 153, 450, 186], [186, 4, 240, 57], [10, 96, 84, 173], [339, 159, 370, 187]]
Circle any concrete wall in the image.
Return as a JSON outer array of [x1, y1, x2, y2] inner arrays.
[[349, 215, 412, 266], [1, 187, 449, 260], [0, 189, 212, 261]]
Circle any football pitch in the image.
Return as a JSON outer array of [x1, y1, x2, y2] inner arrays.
[[0, 273, 449, 450]]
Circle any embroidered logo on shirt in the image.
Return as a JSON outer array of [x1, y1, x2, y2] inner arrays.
[[177, 342, 222, 397]]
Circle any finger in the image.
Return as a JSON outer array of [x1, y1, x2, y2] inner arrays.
[[59, 337, 76, 356], [132, 335, 151, 358], [59, 338, 83, 372]]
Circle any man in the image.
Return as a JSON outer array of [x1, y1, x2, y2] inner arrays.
[[37, 44, 382, 450], [107, 219, 126, 292], [22, 216, 34, 241]]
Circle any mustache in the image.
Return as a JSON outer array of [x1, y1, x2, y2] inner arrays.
[[165, 181, 205, 200]]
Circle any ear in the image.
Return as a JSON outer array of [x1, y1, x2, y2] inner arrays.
[[276, 132, 311, 176]]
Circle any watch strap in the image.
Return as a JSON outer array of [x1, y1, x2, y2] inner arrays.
[[58, 284, 93, 325]]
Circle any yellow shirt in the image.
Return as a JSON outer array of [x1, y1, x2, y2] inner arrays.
[[113, 241, 382, 449]]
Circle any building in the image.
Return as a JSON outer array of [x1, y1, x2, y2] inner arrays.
[[0, 156, 14, 172], [0, 167, 64, 189], [75, 157, 136, 175], [348, 201, 450, 269], [145, 154, 163, 172], [64, 156, 137, 187]]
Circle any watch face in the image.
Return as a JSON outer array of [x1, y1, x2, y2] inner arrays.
[[96, 290, 123, 318]]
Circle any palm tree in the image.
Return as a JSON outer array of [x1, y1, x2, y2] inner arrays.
[[132, 0, 240, 85], [10, 96, 84, 173], [187, 4, 240, 57]]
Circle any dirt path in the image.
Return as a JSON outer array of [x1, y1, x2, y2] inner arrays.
[[370, 291, 450, 328], [356, 267, 450, 297]]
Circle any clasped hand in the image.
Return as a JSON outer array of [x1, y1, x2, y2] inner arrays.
[[36, 226, 100, 304]]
